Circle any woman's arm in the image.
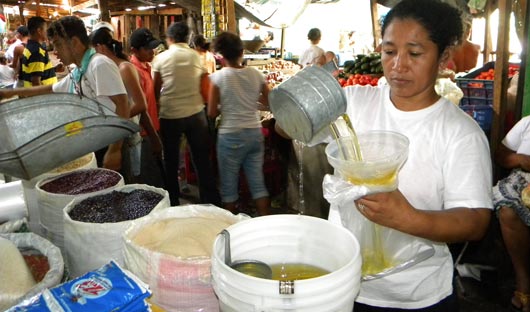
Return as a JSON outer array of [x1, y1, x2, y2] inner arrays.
[[0, 85, 53, 101], [495, 143, 530, 171], [120, 63, 147, 117], [207, 83, 220, 119]]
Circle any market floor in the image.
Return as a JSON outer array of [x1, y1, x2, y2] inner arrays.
[[181, 183, 515, 312]]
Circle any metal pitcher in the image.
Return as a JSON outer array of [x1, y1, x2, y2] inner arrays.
[[269, 65, 347, 143]]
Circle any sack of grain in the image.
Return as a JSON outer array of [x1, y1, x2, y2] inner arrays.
[[123, 205, 249, 312], [0, 233, 63, 310], [21, 153, 96, 236], [64, 184, 170, 278], [36, 168, 124, 257]]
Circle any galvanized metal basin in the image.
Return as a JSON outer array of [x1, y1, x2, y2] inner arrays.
[[0, 93, 139, 180]]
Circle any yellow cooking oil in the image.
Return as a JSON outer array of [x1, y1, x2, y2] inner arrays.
[[361, 249, 396, 276], [270, 263, 330, 281], [329, 114, 363, 161], [347, 171, 397, 188]]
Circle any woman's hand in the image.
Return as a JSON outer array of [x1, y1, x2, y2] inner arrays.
[[355, 189, 413, 230], [355, 189, 491, 243]]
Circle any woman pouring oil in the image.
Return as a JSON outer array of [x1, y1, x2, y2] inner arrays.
[[275, 0, 492, 310]]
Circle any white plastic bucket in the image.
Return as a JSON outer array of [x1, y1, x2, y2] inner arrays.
[[269, 66, 347, 143], [211, 214, 362, 312]]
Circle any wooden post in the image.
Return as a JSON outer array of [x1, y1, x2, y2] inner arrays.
[[490, 0, 512, 161], [370, 0, 381, 51], [98, 0, 110, 22], [18, 3, 25, 25], [226, 0, 236, 32], [483, 1, 493, 64], [521, 0, 530, 116]]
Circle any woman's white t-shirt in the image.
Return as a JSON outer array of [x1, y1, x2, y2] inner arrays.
[[209, 66, 264, 134], [336, 85, 493, 309]]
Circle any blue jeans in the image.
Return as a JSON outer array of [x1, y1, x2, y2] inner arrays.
[[160, 111, 220, 206], [217, 128, 269, 203]]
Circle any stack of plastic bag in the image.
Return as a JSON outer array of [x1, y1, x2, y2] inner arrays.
[[7, 260, 152, 312]]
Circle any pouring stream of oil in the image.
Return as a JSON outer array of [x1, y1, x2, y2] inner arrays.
[[329, 114, 394, 276]]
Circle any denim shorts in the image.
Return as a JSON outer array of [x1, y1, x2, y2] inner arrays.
[[216, 128, 269, 203]]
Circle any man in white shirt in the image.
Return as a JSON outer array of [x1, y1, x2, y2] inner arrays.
[[0, 16, 129, 171]]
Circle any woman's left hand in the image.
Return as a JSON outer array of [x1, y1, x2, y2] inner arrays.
[[355, 189, 415, 230]]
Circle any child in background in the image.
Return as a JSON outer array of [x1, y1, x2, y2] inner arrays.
[[207, 32, 271, 216], [0, 52, 15, 88]]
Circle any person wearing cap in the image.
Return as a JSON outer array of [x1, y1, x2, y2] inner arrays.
[[152, 21, 220, 206], [90, 26, 161, 184], [0, 16, 129, 172], [20, 16, 57, 87], [92, 21, 114, 36], [6, 25, 28, 62], [129, 27, 165, 188]]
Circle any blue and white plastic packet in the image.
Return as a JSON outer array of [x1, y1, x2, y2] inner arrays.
[[7, 261, 151, 312]]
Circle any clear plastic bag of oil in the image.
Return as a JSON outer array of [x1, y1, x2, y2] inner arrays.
[[323, 174, 435, 281]]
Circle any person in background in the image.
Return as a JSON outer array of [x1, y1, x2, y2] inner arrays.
[[298, 28, 325, 67], [0, 52, 15, 88], [6, 26, 28, 62], [207, 31, 271, 216], [323, 50, 340, 77], [493, 115, 530, 312], [0, 16, 129, 172], [192, 34, 216, 75], [90, 25, 160, 184], [129, 27, 165, 188], [152, 21, 220, 206], [451, 19, 480, 73], [20, 16, 57, 87], [7, 25, 29, 88], [276, 0, 492, 310]]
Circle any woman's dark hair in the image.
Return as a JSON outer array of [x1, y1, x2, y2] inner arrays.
[[192, 34, 208, 50], [47, 16, 89, 47], [381, 0, 463, 56], [307, 28, 321, 41], [167, 22, 189, 43], [213, 32, 243, 62], [90, 28, 128, 61]]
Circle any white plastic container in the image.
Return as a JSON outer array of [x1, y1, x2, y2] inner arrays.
[[211, 214, 362, 312]]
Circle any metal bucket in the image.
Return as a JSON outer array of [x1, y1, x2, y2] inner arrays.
[[0, 94, 139, 180], [269, 66, 346, 143]]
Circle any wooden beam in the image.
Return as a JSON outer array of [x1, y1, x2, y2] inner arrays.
[[111, 7, 183, 16], [490, 0, 512, 160], [71, 0, 97, 12]]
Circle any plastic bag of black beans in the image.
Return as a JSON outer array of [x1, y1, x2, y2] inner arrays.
[[63, 184, 170, 278], [36, 168, 124, 260]]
